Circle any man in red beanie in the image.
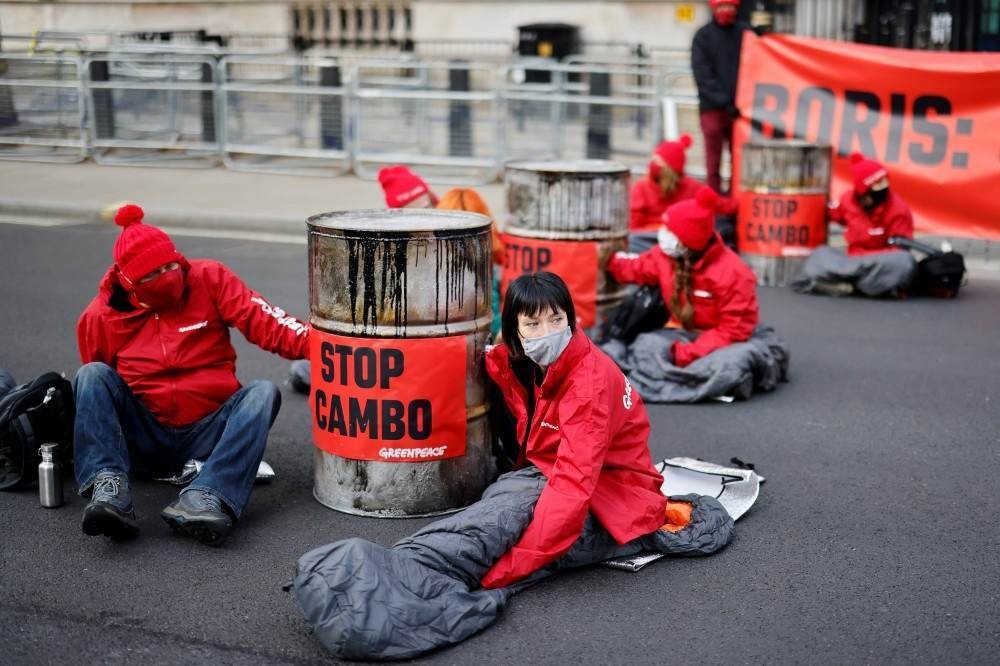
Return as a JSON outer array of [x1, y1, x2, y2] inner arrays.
[[74, 204, 310, 545], [828, 152, 914, 256], [608, 186, 758, 367], [692, 0, 749, 194], [378, 165, 438, 209]]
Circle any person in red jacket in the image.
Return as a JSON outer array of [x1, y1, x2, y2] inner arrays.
[[791, 153, 917, 297], [377, 165, 438, 209], [608, 186, 758, 367], [74, 204, 310, 545], [630, 135, 704, 233], [829, 152, 914, 256], [480, 272, 703, 589]]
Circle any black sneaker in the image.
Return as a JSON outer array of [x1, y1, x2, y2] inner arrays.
[[82, 472, 139, 540], [160, 489, 233, 546]]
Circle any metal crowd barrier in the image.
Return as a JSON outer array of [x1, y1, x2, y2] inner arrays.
[[0, 49, 700, 179], [501, 62, 665, 168], [84, 53, 221, 167], [0, 53, 87, 163], [351, 59, 502, 183], [220, 55, 350, 176]]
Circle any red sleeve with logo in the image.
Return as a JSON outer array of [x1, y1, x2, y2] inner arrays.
[[607, 247, 664, 287], [481, 382, 612, 589], [673, 260, 759, 367], [203, 261, 311, 360]]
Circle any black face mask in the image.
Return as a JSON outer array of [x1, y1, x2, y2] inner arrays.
[[867, 187, 890, 208]]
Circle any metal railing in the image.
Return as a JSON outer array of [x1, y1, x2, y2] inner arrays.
[[0, 53, 87, 162], [0, 50, 702, 181], [84, 53, 221, 166], [220, 55, 350, 176]]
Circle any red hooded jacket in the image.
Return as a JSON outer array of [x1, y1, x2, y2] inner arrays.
[[829, 190, 914, 256], [630, 175, 705, 232], [480, 330, 666, 589], [607, 234, 758, 367], [77, 259, 310, 428]]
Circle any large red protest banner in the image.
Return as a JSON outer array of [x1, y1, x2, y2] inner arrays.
[[733, 33, 1000, 241]]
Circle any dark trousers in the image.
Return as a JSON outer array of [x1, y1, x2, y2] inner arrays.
[[699, 108, 734, 194]]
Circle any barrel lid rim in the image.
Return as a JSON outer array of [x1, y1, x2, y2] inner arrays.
[[504, 158, 630, 174], [307, 209, 492, 232]]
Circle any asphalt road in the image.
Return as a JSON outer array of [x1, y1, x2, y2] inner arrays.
[[1, 221, 998, 664]]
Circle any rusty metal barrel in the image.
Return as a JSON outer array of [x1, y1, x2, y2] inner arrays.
[[738, 140, 832, 286], [501, 159, 630, 331], [307, 209, 494, 517]]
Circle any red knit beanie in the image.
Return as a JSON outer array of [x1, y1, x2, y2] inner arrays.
[[112, 204, 183, 284], [663, 187, 721, 252], [378, 165, 435, 208], [709, 0, 740, 8], [849, 152, 888, 195], [650, 134, 693, 180]]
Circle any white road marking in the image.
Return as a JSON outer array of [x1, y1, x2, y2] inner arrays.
[[157, 226, 306, 245]]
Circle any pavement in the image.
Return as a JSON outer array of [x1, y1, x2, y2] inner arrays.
[[0, 159, 996, 276], [1, 161, 999, 664]]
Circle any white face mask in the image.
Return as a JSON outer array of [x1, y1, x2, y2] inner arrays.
[[521, 327, 573, 368], [658, 227, 685, 258]]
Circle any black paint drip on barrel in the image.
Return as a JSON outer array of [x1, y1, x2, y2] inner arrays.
[[345, 232, 411, 335], [433, 229, 490, 333]]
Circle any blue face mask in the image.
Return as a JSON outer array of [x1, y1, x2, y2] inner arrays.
[[521, 327, 572, 368]]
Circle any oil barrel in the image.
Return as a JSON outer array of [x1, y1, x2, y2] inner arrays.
[[307, 209, 494, 516]]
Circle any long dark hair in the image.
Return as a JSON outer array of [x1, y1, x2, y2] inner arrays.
[[668, 254, 696, 330], [501, 271, 577, 361]]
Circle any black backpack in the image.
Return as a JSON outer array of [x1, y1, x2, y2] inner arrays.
[[0, 371, 75, 490], [601, 284, 669, 345], [889, 237, 967, 299]]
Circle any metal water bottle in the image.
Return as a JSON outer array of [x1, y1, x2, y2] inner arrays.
[[38, 443, 63, 508]]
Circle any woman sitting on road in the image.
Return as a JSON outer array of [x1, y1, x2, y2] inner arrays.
[[291, 271, 734, 660], [603, 187, 788, 402], [791, 153, 917, 298], [629, 135, 736, 252]]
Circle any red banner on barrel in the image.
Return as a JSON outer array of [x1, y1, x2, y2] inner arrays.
[[500, 234, 600, 328], [738, 192, 828, 256], [310, 330, 467, 462], [734, 33, 1000, 241]]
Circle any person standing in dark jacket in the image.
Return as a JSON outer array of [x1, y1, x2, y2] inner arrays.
[[691, 0, 750, 194]]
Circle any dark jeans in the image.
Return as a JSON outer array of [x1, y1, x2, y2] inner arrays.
[[73, 362, 280, 518], [699, 108, 734, 194]]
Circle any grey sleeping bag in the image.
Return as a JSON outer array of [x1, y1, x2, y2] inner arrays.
[[293, 466, 733, 661], [790, 246, 917, 297], [601, 325, 789, 403]]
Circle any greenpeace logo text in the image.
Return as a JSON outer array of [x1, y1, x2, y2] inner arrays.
[[378, 446, 448, 459], [250, 296, 308, 336], [178, 321, 208, 333], [540, 421, 559, 431]]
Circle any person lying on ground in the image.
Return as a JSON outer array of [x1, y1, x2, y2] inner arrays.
[[74, 204, 310, 546], [607, 186, 758, 368], [791, 153, 917, 298]]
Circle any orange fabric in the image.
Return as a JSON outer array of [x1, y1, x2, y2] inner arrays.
[[660, 499, 693, 533], [437, 188, 504, 265]]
